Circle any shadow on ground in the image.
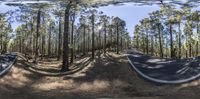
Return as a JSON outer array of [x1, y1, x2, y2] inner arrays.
[[15, 53, 92, 76], [1, 52, 200, 98]]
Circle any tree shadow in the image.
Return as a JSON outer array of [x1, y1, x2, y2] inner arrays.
[[127, 50, 200, 84], [62, 53, 135, 92], [16, 54, 92, 77]]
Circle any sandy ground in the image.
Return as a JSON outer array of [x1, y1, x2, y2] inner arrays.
[[0, 52, 200, 99]]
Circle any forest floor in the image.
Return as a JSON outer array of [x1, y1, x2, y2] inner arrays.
[[1, 52, 200, 99]]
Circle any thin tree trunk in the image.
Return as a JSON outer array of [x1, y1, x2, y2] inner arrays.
[[0, 33, 2, 53], [92, 13, 95, 59], [189, 43, 192, 57], [116, 23, 119, 54], [104, 23, 107, 54], [48, 25, 52, 58], [143, 33, 145, 53], [74, 33, 76, 59], [19, 33, 22, 53], [55, 36, 58, 57], [41, 34, 45, 60], [99, 30, 101, 53], [146, 30, 149, 55], [58, 16, 62, 60], [83, 25, 86, 55], [151, 36, 154, 56], [186, 49, 188, 58], [196, 42, 198, 56], [30, 18, 33, 55], [196, 23, 199, 56], [110, 27, 113, 51], [169, 24, 173, 58], [178, 23, 181, 58], [158, 24, 163, 58], [87, 28, 90, 52], [121, 30, 123, 52], [70, 19, 75, 64]]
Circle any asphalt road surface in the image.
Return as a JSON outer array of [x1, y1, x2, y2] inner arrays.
[[127, 49, 200, 84], [0, 53, 16, 75]]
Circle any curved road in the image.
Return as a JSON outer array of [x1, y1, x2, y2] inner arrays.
[[0, 53, 16, 76], [127, 49, 200, 84]]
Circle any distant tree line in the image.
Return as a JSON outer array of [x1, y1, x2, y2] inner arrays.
[[133, 5, 200, 59]]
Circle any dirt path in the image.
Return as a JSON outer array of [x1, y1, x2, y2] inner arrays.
[[0, 52, 200, 99]]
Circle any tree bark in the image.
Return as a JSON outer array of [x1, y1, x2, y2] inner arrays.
[[30, 17, 34, 55], [146, 29, 149, 55], [178, 23, 181, 58], [189, 43, 192, 57], [34, 9, 41, 63], [48, 25, 52, 58], [104, 23, 107, 54], [61, 2, 72, 72], [116, 23, 119, 54], [87, 28, 90, 52], [92, 13, 95, 59], [41, 34, 45, 60], [83, 25, 86, 55], [70, 19, 75, 64], [158, 24, 163, 58], [151, 36, 154, 56], [169, 24, 173, 58], [58, 16, 62, 60], [110, 27, 113, 51], [196, 23, 199, 56], [121, 29, 123, 52]]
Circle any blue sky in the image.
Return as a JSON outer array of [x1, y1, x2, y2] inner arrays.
[[97, 3, 160, 37]]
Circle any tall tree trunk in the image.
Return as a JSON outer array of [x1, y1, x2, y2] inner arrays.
[[196, 23, 199, 56], [189, 29, 192, 57], [178, 23, 181, 58], [142, 33, 145, 53], [48, 26, 52, 58], [92, 13, 95, 59], [186, 49, 188, 58], [189, 43, 192, 57], [30, 19, 33, 55], [41, 34, 45, 60], [116, 23, 119, 54], [110, 27, 113, 51], [151, 36, 154, 56], [99, 30, 101, 53], [58, 16, 62, 60], [34, 9, 41, 63], [136, 34, 139, 50], [55, 36, 58, 57], [87, 28, 90, 52], [19, 33, 22, 53], [0, 33, 2, 54], [74, 33, 76, 59], [165, 38, 168, 57], [121, 30, 123, 52], [61, 2, 71, 72], [146, 30, 149, 55], [196, 42, 198, 56], [83, 25, 86, 55], [158, 24, 163, 58], [70, 19, 75, 64], [104, 23, 107, 54], [169, 24, 173, 58]]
